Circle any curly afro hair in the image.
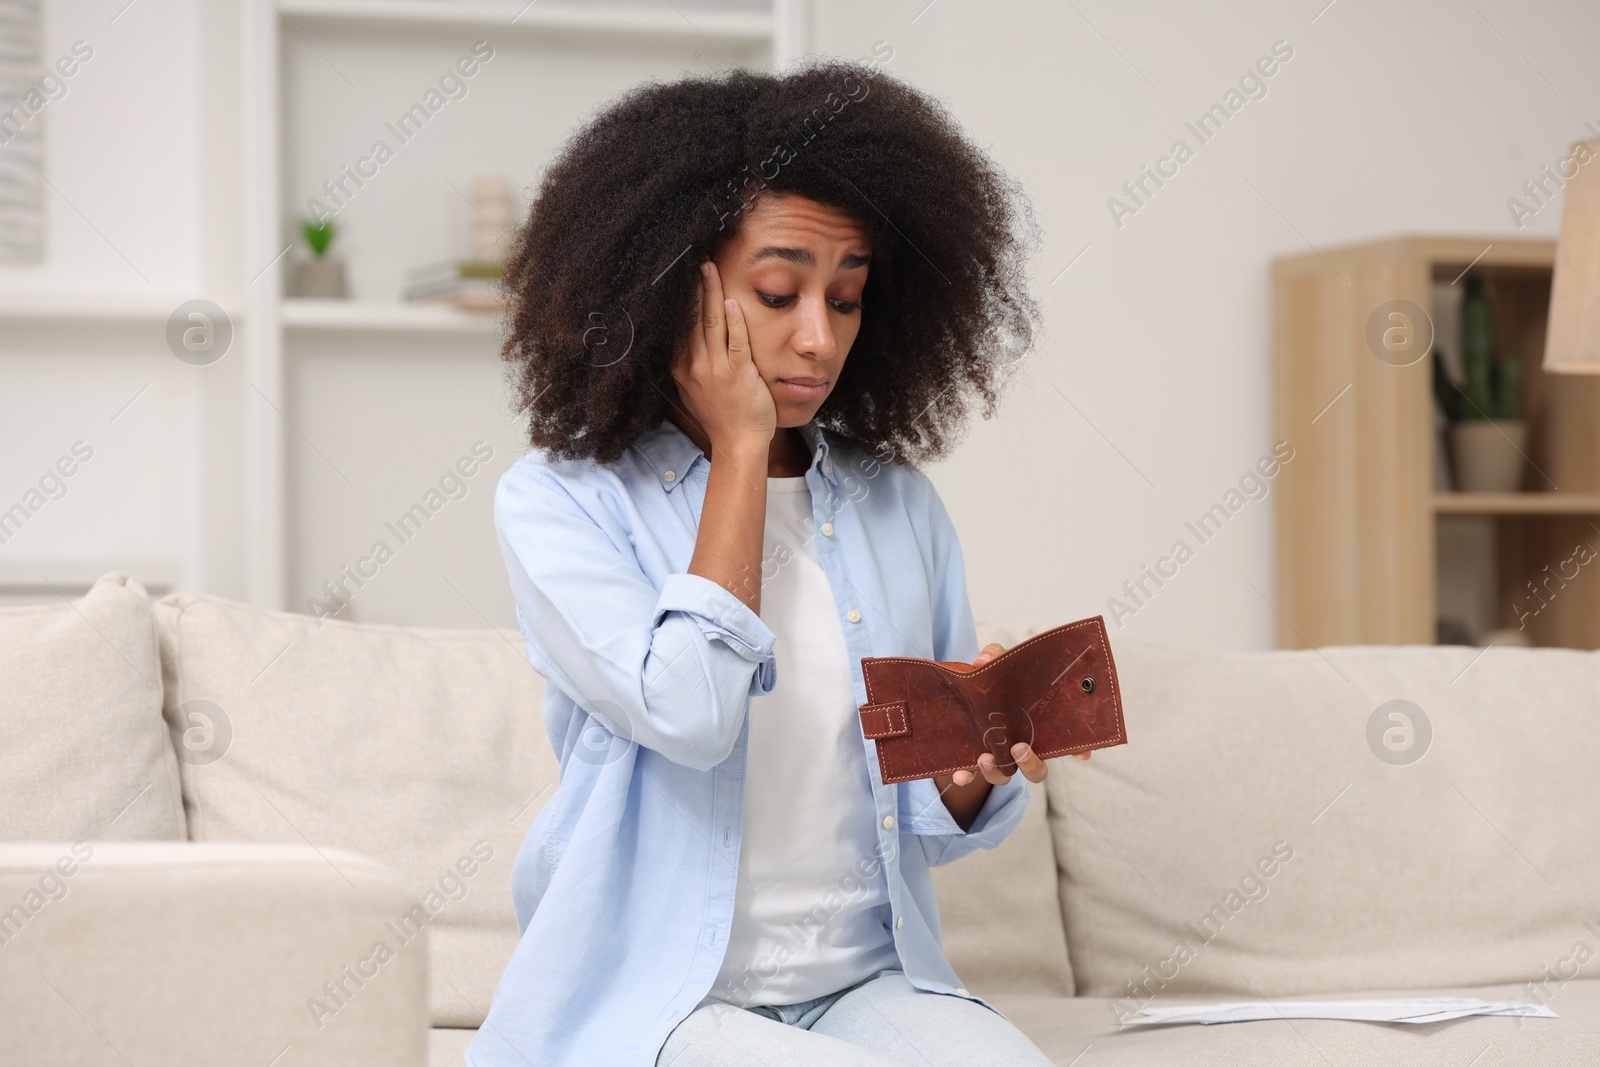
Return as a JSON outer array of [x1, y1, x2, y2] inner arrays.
[[498, 56, 1042, 467]]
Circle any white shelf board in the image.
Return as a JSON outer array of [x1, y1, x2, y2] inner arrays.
[[274, 0, 775, 42], [0, 294, 235, 323], [282, 298, 506, 334]]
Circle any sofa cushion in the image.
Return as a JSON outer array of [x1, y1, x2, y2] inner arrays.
[[927, 620, 1075, 1000], [1051, 637, 1600, 1004], [0, 842, 428, 1067], [0, 572, 185, 841], [431, 983, 1600, 1065], [430, 1027, 475, 1067], [154, 593, 559, 1030], [990, 980, 1600, 1065]]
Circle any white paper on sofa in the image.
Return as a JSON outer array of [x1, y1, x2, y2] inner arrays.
[[1123, 997, 1558, 1026]]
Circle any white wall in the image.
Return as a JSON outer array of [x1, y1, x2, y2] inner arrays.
[[812, 0, 1600, 651], [4, 0, 1598, 648], [0, 0, 220, 601]]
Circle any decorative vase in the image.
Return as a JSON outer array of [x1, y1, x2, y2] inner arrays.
[[1449, 419, 1528, 492], [296, 256, 347, 299]]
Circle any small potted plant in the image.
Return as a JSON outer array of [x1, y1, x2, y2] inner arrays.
[[1432, 275, 1525, 492], [295, 217, 347, 299]]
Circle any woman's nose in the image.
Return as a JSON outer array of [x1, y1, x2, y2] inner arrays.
[[792, 297, 837, 359]]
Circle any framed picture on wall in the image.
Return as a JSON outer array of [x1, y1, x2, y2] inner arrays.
[[0, 0, 45, 265]]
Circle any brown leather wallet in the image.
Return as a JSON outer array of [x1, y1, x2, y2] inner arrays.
[[858, 615, 1126, 783]]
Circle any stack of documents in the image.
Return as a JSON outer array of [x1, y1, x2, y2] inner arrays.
[[1124, 997, 1557, 1026]]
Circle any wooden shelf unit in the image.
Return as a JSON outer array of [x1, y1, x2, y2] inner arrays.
[[1273, 236, 1600, 650], [1433, 492, 1600, 515]]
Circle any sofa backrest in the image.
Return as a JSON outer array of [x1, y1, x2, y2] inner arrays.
[[0, 573, 185, 842], [1052, 635, 1600, 1017], [29, 575, 1593, 1024], [153, 590, 559, 1030], [148, 594, 1075, 1026]]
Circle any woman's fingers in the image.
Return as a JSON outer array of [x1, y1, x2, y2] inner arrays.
[[723, 295, 750, 368], [690, 271, 707, 362], [700, 260, 728, 369], [973, 743, 1050, 785], [676, 256, 776, 449], [975, 753, 1007, 785], [1011, 742, 1049, 783]]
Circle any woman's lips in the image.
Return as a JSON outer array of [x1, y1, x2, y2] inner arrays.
[[777, 378, 828, 399]]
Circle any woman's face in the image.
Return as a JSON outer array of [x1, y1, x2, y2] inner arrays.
[[711, 193, 871, 426]]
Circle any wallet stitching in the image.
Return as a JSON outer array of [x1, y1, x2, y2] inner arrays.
[[864, 618, 1125, 782], [860, 700, 908, 739]]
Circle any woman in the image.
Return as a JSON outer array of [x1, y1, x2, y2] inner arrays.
[[470, 59, 1084, 1067]]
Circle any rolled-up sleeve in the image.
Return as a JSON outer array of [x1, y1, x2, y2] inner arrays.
[[654, 572, 777, 696], [902, 772, 1029, 866], [895, 467, 1030, 866], [495, 464, 776, 772]]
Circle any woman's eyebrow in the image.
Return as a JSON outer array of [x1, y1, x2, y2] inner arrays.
[[744, 247, 871, 270]]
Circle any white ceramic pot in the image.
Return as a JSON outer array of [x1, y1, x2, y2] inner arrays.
[[296, 257, 347, 299], [1449, 419, 1528, 492]]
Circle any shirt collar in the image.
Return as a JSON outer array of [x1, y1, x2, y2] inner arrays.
[[635, 415, 841, 493]]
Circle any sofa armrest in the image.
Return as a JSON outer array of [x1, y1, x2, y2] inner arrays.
[[0, 842, 430, 1066]]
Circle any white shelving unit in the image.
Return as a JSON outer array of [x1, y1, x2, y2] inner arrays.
[[0, 295, 225, 324], [281, 298, 503, 335], [240, 0, 805, 613], [274, 0, 780, 42]]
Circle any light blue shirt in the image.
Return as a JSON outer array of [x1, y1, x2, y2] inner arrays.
[[468, 415, 1030, 1067]]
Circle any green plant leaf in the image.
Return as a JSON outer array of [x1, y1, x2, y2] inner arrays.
[[299, 218, 337, 258], [1492, 354, 1521, 420]]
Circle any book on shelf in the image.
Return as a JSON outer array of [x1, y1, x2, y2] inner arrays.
[[402, 259, 508, 312]]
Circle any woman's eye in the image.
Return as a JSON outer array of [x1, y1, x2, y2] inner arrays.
[[753, 291, 861, 313]]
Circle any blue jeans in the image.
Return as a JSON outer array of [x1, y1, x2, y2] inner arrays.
[[655, 968, 1054, 1066]]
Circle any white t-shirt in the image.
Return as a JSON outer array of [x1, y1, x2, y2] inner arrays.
[[705, 475, 900, 1008]]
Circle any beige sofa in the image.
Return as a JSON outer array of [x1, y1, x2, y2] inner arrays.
[[2, 572, 1597, 1066]]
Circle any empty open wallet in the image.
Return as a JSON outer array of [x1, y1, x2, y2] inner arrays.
[[857, 615, 1127, 784]]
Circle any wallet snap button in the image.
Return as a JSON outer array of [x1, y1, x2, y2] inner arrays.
[[1080, 676, 1096, 693]]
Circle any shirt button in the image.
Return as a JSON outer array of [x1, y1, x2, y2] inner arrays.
[[956, 986, 970, 996], [823, 461, 831, 474], [664, 470, 676, 482], [895, 914, 904, 929], [847, 609, 861, 623], [821, 522, 834, 537], [882, 815, 894, 829]]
